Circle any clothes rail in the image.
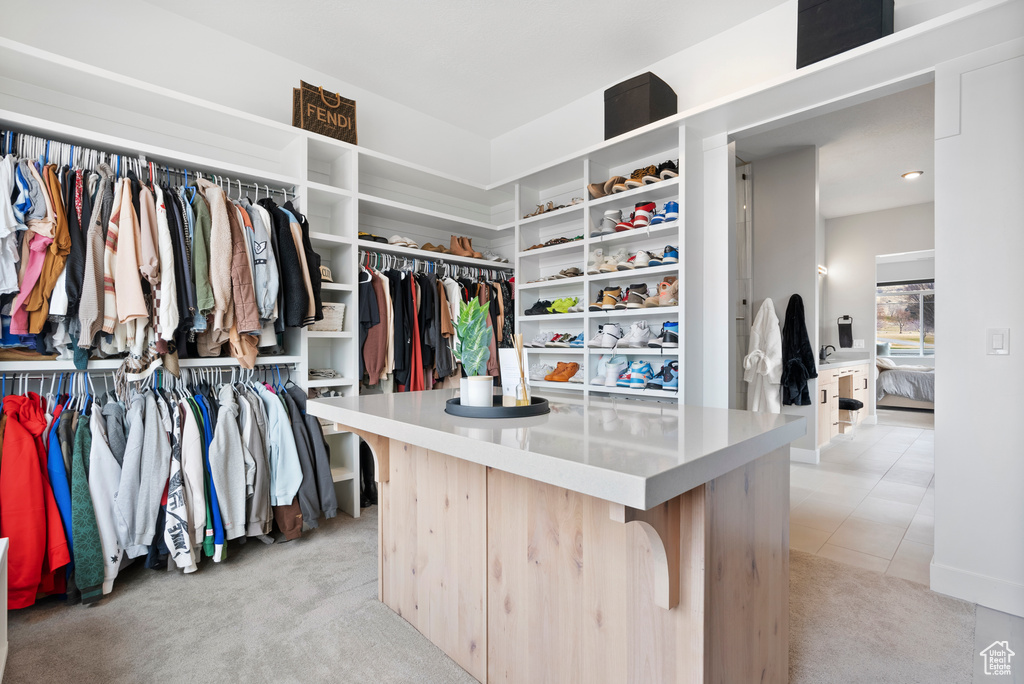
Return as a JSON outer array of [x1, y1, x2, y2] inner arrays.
[[0, 128, 298, 202], [358, 248, 509, 282]]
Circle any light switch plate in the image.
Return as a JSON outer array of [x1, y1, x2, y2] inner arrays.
[[987, 328, 1010, 355], [853, 339, 865, 349]]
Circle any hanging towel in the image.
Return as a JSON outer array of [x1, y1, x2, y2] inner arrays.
[[781, 294, 818, 406], [743, 298, 783, 413]]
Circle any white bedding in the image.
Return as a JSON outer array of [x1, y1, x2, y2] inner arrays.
[[876, 364, 935, 403]]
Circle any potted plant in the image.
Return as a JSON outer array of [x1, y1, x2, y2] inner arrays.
[[454, 298, 493, 407]]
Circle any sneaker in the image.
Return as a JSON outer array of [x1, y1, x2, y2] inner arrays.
[[664, 202, 679, 221], [529, 363, 554, 381], [590, 355, 608, 385], [642, 167, 662, 184], [589, 290, 605, 311], [587, 324, 623, 349], [627, 361, 654, 389], [626, 166, 655, 189], [622, 321, 653, 348], [662, 245, 679, 264], [645, 277, 677, 308], [647, 250, 663, 267], [548, 362, 580, 382], [614, 212, 635, 232], [617, 250, 652, 271], [648, 207, 667, 225], [600, 287, 623, 310], [587, 181, 608, 200], [587, 249, 605, 274], [648, 321, 679, 348], [481, 250, 505, 262], [647, 361, 679, 391], [569, 333, 584, 348], [567, 366, 584, 383], [625, 283, 650, 308], [545, 362, 570, 381], [599, 250, 628, 273], [549, 298, 575, 314], [633, 202, 656, 228], [527, 331, 552, 347], [592, 210, 619, 238], [525, 300, 552, 316], [605, 355, 629, 386], [657, 160, 679, 180], [546, 333, 571, 348], [614, 286, 630, 310], [614, 367, 632, 388]]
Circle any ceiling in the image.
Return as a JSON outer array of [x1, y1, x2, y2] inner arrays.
[[144, 0, 786, 139], [734, 83, 935, 219]]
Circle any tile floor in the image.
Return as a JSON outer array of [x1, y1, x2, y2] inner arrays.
[[790, 418, 935, 584]]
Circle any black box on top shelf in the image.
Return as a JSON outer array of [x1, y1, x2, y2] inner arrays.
[[604, 72, 677, 141], [797, 0, 894, 68]]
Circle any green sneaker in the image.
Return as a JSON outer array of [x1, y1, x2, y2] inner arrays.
[[550, 297, 572, 314]]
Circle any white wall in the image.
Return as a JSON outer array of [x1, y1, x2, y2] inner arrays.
[[876, 255, 935, 284], [489, 0, 980, 183], [823, 204, 935, 349], [751, 147, 820, 454], [931, 39, 1024, 618], [0, 0, 491, 181]]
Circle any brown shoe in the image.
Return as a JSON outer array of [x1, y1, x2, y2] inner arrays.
[[605, 176, 627, 195], [588, 181, 608, 199], [550, 362, 580, 382], [460, 236, 483, 259], [449, 235, 473, 257], [544, 362, 569, 382], [422, 243, 446, 253]]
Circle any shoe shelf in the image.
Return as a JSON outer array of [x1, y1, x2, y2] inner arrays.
[[525, 347, 585, 355], [321, 282, 354, 292], [309, 231, 353, 249], [586, 263, 679, 284], [517, 239, 585, 259], [589, 384, 679, 399], [330, 465, 356, 484], [306, 377, 356, 388], [518, 275, 585, 290], [521, 312, 584, 322], [590, 221, 680, 247], [589, 305, 680, 319], [357, 238, 513, 270], [357, 192, 497, 237], [519, 202, 585, 228], [585, 348, 679, 356], [528, 380, 585, 392], [305, 330, 354, 339], [589, 177, 680, 208], [306, 180, 355, 199]]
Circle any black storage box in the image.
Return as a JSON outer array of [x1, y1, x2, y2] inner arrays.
[[797, 0, 894, 68], [604, 72, 677, 141]]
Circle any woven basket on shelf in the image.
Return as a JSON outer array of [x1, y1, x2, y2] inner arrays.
[[309, 303, 346, 332]]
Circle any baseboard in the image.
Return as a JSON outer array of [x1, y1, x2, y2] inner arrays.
[[930, 560, 1024, 618], [864, 414, 878, 425], [790, 446, 820, 464]]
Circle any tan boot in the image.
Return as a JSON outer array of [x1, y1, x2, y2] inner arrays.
[[449, 235, 473, 256], [460, 236, 483, 259]]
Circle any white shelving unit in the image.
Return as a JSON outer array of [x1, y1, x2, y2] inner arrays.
[[512, 137, 685, 400]]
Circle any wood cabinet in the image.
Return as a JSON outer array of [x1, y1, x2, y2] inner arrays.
[[818, 363, 870, 446]]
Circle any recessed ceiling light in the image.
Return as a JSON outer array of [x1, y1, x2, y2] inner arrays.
[[901, 171, 924, 180]]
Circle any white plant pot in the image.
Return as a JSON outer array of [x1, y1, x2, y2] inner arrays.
[[461, 375, 494, 408]]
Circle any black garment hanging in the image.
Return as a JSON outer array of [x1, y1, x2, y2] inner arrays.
[[781, 294, 818, 406], [259, 198, 307, 328], [357, 271, 379, 378], [386, 270, 411, 387], [63, 168, 87, 319], [284, 201, 323, 323]]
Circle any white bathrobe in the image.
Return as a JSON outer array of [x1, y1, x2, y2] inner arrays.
[[744, 298, 783, 413]]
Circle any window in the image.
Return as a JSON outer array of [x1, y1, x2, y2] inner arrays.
[[876, 280, 934, 356]]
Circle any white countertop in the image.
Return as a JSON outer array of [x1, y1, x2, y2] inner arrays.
[[307, 390, 805, 510], [818, 356, 871, 370]]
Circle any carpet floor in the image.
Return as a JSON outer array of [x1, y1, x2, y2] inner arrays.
[[5, 512, 976, 683]]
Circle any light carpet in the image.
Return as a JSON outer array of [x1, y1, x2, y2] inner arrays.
[[5, 512, 975, 683]]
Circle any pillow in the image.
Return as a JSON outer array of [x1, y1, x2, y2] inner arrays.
[[876, 357, 897, 370]]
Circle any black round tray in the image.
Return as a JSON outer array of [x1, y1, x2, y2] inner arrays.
[[445, 396, 550, 418]]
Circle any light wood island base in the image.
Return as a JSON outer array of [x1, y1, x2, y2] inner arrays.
[[343, 427, 789, 684]]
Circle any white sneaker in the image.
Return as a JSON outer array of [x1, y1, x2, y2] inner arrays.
[[587, 248, 604, 275], [591, 355, 608, 385], [481, 250, 503, 262], [600, 210, 621, 236], [568, 367, 584, 383], [587, 323, 624, 349], [527, 331, 550, 348], [599, 249, 629, 273], [529, 363, 553, 381], [604, 355, 629, 386], [623, 321, 653, 348], [617, 250, 652, 271]]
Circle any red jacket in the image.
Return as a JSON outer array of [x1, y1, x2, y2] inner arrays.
[[1, 394, 71, 608]]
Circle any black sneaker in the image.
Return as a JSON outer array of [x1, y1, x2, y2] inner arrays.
[[525, 300, 553, 316], [657, 159, 679, 180]]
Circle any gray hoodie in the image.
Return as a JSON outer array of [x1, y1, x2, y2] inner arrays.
[[133, 391, 172, 549], [238, 387, 272, 537], [209, 384, 249, 540], [115, 391, 148, 558]]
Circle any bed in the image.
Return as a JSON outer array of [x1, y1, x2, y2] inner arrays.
[[876, 357, 935, 409]]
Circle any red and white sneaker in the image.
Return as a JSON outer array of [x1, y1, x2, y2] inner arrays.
[[615, 211, 635, 232], [632, 202, 656, 228]]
